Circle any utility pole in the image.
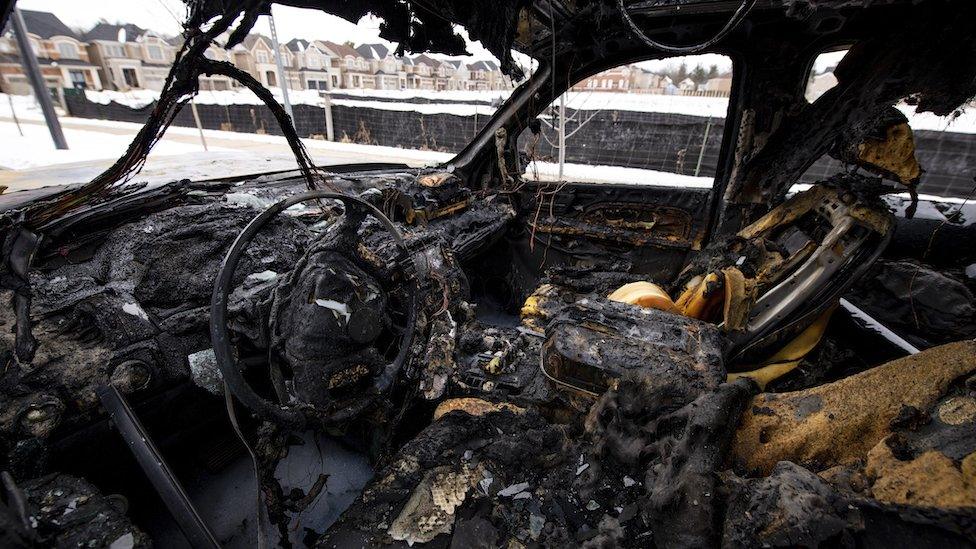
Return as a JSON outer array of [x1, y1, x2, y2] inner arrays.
[[11, 7, 67, 149], [267, 8, 294, 122], [694, 116, 712, 177]]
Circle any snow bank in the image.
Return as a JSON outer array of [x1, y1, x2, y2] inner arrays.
[[331, 98, 496, 116], [328, 88, 512, 104], [83, 87, 327, 108], [524, 159, 712, 188], [561, 92, 731, 118], [84, 89, 160, 108]]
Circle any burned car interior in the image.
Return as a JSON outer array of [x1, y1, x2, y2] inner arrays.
[[1, 0, 976, 547]]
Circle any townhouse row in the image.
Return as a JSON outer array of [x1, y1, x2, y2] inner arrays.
[[0, 10, 514, 95]]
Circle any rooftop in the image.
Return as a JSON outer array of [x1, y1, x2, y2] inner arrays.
[[83, 22, 149, 43], [17, 10, 78, 40]]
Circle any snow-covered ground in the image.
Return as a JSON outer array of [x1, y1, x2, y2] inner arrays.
[[0, 115, 224, 170], [0, 112, 700, 188]]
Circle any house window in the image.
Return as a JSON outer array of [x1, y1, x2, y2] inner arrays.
[[256, 50, 269, 64], [266, 70, 277, 87], [105, 44, 125, 57], [122, 67, 139, 88], [68, 70, 87, 89], [57, 42, 79, 59], [147, 45, 163, 61], [331, 75, 339, 88], [307, 55, 321, 69]]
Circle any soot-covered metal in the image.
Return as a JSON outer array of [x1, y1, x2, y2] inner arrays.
[[1, 1, 976, 547]]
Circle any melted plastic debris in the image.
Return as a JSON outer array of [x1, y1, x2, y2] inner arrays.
[[315, 299, 351, 323], [121, 302, 149, 321]]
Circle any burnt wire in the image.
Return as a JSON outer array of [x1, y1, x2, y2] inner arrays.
[[616, 0, 756, 54], [224, 384, 272, 549]]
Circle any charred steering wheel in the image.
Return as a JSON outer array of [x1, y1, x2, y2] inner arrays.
[[210, 191, 417, 426]]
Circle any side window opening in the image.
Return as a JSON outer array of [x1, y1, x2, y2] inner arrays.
[[801, 48, 976, 199], [518, 54, 734, 188]]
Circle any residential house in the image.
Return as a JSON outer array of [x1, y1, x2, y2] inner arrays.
[[308, 40, 343, 89], [198, 40, 237, 90], [701, 75, 732, 96], [573, 65, 635, 92], [286, 39, 337, 90], [412, 55, 441, 90], [631, 68, 668, 93], [401, 56, 425, 90], [320, 41, 373, 89], [678, 77, 697, 93], [416, 55, 450, 90], [83, 22, 177, 91], [240, 34, 282, 88], [468, 60, 509, 91], [442, 59, 469, 90], [0, 10, 101, 94], [356, 43, 405, 90]]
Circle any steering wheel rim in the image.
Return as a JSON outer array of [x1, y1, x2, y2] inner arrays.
[[210, 190, 417, 426]]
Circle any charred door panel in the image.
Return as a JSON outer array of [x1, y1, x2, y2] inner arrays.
[[515, 182, 713, 284]]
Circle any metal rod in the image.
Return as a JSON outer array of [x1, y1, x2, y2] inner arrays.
[[694, 116, 712, 177], [839, 298, 920, 355], [190, 99, 208, 151], [7, 94, 23, 136], [557, 93, 565, 180], [267, 9, 294, 122], [10, 7, 67, 149], [97, 385, 220, 549]]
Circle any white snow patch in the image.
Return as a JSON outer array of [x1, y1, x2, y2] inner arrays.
[[524, 160, 713, 188], [332, 98, 494, 117]]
